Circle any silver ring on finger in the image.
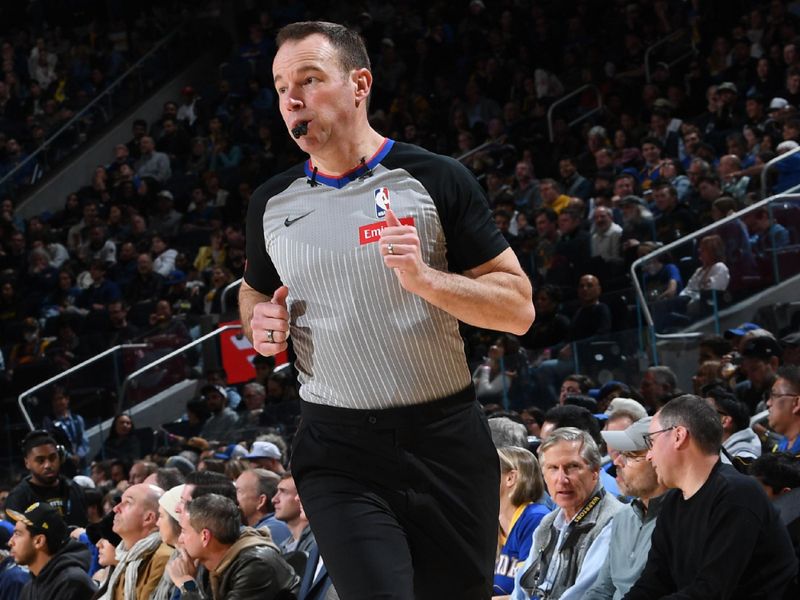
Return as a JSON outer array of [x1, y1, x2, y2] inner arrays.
[[388, 243, 394, 255], [265, 329, 274, 343]]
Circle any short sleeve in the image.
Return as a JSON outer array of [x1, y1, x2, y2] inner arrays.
[[381, 143, 508, 273], [243, 183, 284, 296]]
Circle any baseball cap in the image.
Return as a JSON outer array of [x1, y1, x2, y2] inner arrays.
[[245, 441, 281, 460], [73, 475, 96, 489], [6, 502, 69, 552], [201, 384, 227, 399], [770, 97, 790, 110], [157, 190, 174, 200], [605, 397, 648, 421], [724, 322, 760, 339], [601, 416, 653, 452], [740, 336, 783, 361], [717, 82, 738, 94], [158, 484, 185, 522], [214, 443, 248, 460]]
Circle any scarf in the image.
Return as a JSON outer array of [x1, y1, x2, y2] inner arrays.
[[97, 531, 162, 600]]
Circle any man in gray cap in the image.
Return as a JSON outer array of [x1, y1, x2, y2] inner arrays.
[[584, 418, 668, 599], [245, 441, 285, 475]]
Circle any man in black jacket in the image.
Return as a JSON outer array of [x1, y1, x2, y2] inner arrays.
[[5, 431, 87, 527], [167, 494, 300, 599], [6, 501, 94, 600]]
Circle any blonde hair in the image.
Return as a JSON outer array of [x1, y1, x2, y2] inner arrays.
[[497, 446, 545, 506]]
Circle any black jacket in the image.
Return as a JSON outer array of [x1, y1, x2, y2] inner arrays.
[[182, 528, 300, 600], [20, 539, 95, 600], [5, 476, 88, 527]]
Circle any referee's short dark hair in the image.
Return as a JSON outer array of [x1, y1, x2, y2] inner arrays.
[[658, 394, 723, 455], [276, 21, 370, 73], [185, 494, 241, 545]]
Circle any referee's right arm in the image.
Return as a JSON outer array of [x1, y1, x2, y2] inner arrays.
[[239, 280, 289, 357]]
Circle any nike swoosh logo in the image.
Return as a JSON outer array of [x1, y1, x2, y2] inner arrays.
[[284, 211, 315, 227]]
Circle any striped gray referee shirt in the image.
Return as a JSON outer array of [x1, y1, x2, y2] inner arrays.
[[244, 139, 508, 410]]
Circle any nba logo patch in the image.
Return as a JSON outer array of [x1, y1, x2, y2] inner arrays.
[[374, 188, 390, 218]]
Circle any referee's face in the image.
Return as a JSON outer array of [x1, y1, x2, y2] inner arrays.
[[273, 34, 359, 156]]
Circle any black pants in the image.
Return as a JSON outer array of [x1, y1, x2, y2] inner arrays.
[[291, 387, 500, 600]]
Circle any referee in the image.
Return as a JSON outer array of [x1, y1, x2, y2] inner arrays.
[[239, 21, 535, 600]]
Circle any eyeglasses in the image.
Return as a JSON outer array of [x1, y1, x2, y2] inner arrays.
[[619, 452, 648, 464], [642, 426, 676, 449], [768, 392, 798, 402]]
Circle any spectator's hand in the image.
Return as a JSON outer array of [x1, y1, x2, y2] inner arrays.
[[380, 208, 430, 295], [70, 527, 86, 540], [623, 239, 640, 250], [251, 286, 290, 357], [167, 548, 198, 588]]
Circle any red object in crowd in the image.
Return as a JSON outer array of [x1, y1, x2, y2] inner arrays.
[[219, 321, 288, 384]]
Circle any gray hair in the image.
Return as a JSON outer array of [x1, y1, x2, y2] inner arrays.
[[657, 394, 722, 456], [243, 382, 266, 396], [538, 427, 602, 471], [647, 366, 677, 392], [249, 468, 280, 502], [185, 494, 241, 545], [488, 417, 529, 449]]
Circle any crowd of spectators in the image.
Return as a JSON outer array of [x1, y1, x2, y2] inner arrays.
[[0, 0, 800, 598], [0, 1, 210, 198]]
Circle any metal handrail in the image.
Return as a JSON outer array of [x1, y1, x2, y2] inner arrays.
[[455, 139, 509, 164], [644, 29, 694, 83], [547, 84, 602, 143], [118, 324, 242, 413], [17, 343, 150, 431], [630, 190, 800, 341], [0, 27, 182, 194], [760, 145, 800, 199], [220, 277, 243, 314]]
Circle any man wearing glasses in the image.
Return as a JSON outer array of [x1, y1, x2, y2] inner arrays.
[[767, 365, 800, 455], [583, 417, 667, 599], [622, 395, 797, 599]]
